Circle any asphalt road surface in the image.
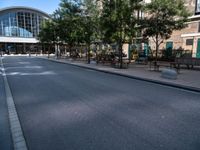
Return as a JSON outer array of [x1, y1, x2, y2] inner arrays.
[[2, 56, 200, 150]]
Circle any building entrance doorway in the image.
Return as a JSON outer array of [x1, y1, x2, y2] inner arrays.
[[197, 39, 200, 58]]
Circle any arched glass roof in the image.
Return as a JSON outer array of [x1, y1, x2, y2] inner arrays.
[[0, 6, 50, 38], [0, 6, 50, 18]]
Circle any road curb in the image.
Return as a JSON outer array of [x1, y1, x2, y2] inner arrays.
[[1, 58, 28, 150], [38, 57, 200, 93]]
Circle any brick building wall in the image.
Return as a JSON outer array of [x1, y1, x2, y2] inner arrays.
[[162, 21, 198, 49], [149, 0, 200, 58]]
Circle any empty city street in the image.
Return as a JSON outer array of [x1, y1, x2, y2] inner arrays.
[[1, 56, 200, 150]]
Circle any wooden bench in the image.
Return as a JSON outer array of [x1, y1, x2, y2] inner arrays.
[[136, 57, 148, 65], [112, 59, 130, 68], [149, 61, 168, 71], [97, 59, 113, 65], [149, 61, 179, 72], [171, 57, 200, 69]]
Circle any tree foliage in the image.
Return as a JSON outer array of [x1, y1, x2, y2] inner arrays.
[[56, 0, 83, 47], [39, 0, 99, 61], [38, 0, 191, 65], [100, 0, 141, 68], [38, 19, 60, 56], [38, 20, 57, 44], [142, 0, 190, 60]]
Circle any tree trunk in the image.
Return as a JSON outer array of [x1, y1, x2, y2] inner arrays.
[[87, 43, 91, 64], [47, 44, 51, 58], [69, 45, 72, 58], [155, 34, 159, 64], [55, 44, 58, 59], [64, 45, 67, 58], [119, 42, 123, 69]]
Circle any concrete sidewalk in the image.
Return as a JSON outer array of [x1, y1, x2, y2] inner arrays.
[[39, 56, 200, 92]]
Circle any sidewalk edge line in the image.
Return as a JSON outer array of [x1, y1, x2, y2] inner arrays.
[[1, 58, 28, 150], [38, 57, 200, 93]]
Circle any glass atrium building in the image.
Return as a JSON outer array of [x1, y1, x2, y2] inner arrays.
[[0, 6, 50, 54]]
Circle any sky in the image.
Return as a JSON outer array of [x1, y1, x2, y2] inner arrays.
[[0, 0, 61, 14]]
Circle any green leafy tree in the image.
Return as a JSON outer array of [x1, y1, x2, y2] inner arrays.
[[142, 0, 190, 62], [100, 0, 140, 68], [56, 0, 83, 56], [38, 20, 59, 57], [81, 0, 100, 63]]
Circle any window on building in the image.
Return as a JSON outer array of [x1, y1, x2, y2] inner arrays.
[[198, 22, 200, 32], [186, 39, 193, 45]]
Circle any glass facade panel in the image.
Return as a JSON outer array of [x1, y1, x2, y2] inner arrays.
[[0, 10, 47, 38]]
